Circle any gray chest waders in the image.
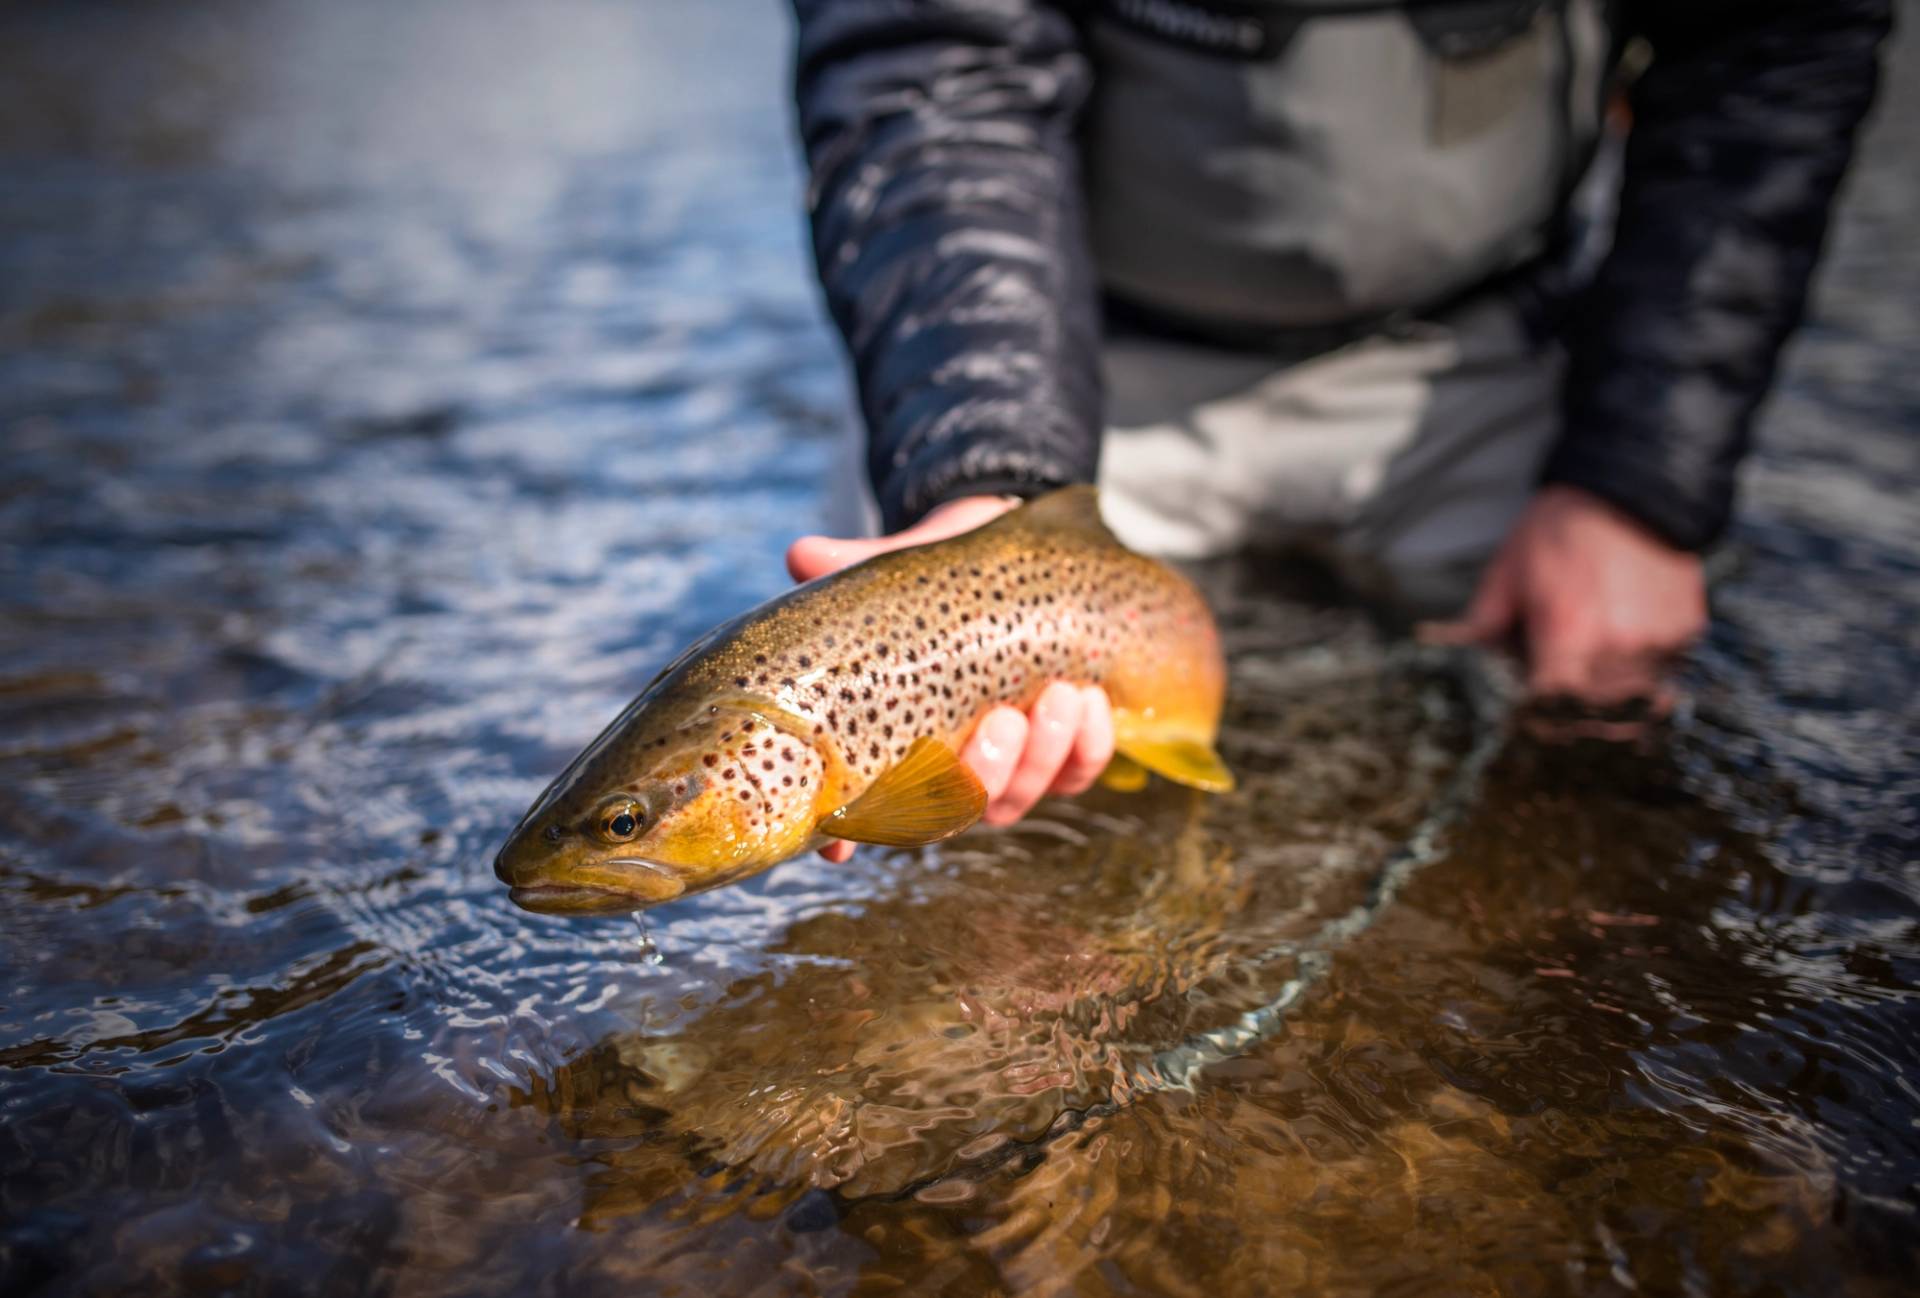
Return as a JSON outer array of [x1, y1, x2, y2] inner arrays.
[[1082, 0, 1616, 336]]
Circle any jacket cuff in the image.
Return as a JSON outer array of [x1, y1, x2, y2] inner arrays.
[[1540, 437, 1732, 554], [882, 458, 1089, 533]]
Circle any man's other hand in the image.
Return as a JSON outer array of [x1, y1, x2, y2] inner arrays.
[[1421, 485, 1706, 729], [786, 495, 1117, 862]]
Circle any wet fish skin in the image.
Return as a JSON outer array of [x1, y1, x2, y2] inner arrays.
[[493, 487, 1231, 914]]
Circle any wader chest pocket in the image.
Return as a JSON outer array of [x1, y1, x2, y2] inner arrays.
[[1083, 0, 1598, 329], [1408, 0, 1559, 146]]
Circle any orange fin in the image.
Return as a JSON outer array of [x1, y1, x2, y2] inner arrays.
[[821, 737, 987, 847], [1098, 754, 1150, 792], [1112, 710, 1234, 793]]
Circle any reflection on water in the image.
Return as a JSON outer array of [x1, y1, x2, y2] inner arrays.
[[1, 1, 1917, 1294], [519, 640, 1492, 1208]]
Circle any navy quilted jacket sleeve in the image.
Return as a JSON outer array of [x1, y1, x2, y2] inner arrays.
[[790, 0, 1101, 533], [1544, 0, 1892, 551]]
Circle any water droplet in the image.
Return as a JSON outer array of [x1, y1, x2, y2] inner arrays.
[[631, 911, 664, 966]]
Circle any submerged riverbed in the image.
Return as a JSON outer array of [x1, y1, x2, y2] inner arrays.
[[2, 2, 1917, 1294]]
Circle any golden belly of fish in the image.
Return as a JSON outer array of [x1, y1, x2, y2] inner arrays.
[[493, 487, 1232, 913]]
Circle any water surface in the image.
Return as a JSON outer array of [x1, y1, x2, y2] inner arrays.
[[2, 3, 1917, 1294]]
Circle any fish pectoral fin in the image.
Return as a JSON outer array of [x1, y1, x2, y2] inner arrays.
[[1098, 754, 1150, 793], [820, 737, 987, 847], [1111, 717, 1235, 794]]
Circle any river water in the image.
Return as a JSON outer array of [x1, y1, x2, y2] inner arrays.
[[2, 2, 1916, 1295]]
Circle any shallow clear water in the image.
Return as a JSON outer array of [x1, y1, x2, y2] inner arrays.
[[2, 2, 1917, 1294]]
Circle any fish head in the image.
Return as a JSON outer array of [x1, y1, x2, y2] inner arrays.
[[495, 704, 826, 914]]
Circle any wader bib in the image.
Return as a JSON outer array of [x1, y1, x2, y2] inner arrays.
[[1074, 0, 1621, 610], [1083, 0, 1614, 334]]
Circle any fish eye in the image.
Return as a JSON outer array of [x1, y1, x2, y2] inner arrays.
[[595, 799, 644, 843]]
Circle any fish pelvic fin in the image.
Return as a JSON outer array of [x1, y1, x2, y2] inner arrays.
[[1111, 710, 1235, 793], [820, 736, 988, 847]]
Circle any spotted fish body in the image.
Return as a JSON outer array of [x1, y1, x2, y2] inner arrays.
[[494, 488, 1231, 914]]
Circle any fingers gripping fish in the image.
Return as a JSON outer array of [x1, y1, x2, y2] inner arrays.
[[494, 488, 1232, 913]]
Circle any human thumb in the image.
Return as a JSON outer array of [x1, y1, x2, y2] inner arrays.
[[786, 534, 887, 582], [1418, 549, 1519, 647]]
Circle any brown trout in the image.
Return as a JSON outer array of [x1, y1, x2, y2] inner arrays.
[[493, 487, 1231, 914]]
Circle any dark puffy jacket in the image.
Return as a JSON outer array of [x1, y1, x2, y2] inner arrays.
[[790, 0, 1892, 550]]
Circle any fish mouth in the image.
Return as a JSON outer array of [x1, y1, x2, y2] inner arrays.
[[504, 858, 688, 915]]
